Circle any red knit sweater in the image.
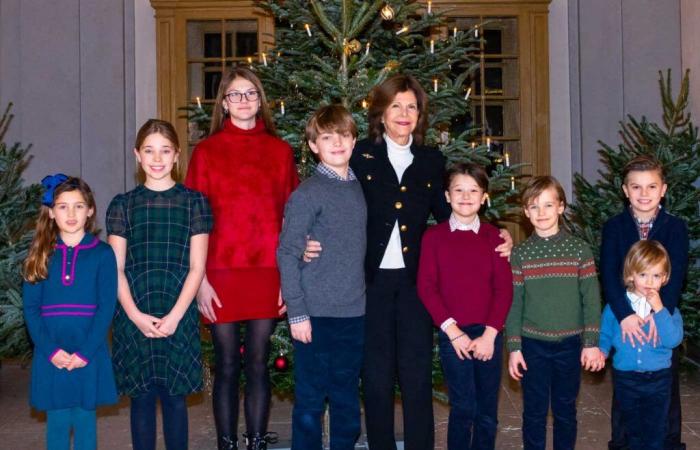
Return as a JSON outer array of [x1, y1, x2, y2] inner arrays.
[[185, 120, 299, 323], [417, 221, 513, 331]]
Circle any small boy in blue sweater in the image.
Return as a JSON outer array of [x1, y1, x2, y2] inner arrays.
[[277, 104, 367, 450], [601, 155, 689, 449], [599, 240, 683, 450]]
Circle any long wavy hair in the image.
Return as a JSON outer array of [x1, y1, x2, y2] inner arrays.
[[23, 177, 98, 283], [367, 74, 429, 145], [209, 66, 276, 137]]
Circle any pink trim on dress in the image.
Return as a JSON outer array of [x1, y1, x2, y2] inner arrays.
[[55, 237, 99, 286]]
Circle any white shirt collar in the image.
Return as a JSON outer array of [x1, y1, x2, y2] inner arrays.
[[449, 214, 480, 233], [384, 132, 413, 151], [626, 291, 652, 319]]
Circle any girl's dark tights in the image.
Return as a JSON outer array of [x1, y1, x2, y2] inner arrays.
[[210, 319, 276, 440], [130, 385, 188, 450]]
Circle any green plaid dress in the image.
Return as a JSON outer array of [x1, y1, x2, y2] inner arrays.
[[106, 184, 213, 396]]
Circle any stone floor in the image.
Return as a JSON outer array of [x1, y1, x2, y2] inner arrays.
[[2, 358, 700, 449]]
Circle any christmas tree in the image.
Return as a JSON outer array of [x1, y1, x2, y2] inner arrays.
[[187, 0, 524, 395], [568, 70, 700, 345], [0, 104, 42, 359]]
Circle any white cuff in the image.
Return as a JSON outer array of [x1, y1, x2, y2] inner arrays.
[[440, 318, 457, 332]]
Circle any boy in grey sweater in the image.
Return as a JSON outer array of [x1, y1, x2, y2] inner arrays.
[[277, 104, 367, 450]]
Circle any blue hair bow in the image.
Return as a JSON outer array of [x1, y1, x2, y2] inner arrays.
[[41, 173, 69, 207]]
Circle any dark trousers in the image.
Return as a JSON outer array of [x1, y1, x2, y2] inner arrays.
[[130, 385, 188, 450], [439, 325, 502, 450], [521, 335, 582, 450], [613, 368, 672, 450], [291, 316, 364, 450], [362, 269, 434, 450], [609, 348, 684, 450]]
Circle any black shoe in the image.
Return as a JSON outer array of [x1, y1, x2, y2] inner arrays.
[[243, 432, 278, 450], [218, 435, 238, 450]]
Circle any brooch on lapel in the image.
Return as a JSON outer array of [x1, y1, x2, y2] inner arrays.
[[361, 153, 374, 159]]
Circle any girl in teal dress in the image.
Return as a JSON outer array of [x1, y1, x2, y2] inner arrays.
[[107, 119, 212, 450], [23, 175, 118, 450]]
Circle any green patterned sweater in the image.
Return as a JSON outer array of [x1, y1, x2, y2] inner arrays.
[[505, 230, 601, 352]]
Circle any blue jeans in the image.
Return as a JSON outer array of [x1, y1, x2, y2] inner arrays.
[[292, 316, 364, 450], [46, 407, 96, 450], [439, 325, 503, 450], [130, 385, 188, 450], [614, 368, 672, 450], [521, 335, 582, 450]]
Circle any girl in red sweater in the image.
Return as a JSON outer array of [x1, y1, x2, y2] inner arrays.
[[417, 162, 513, 450], [185, 67, 299, 450]]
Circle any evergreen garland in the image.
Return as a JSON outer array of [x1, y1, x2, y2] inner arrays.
[[0, 104, 42, 360], [568, 70, 700, 345]]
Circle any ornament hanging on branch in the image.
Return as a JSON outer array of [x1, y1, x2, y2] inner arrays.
[[274, 353, 289, 371], [380, 3, 395, 21]]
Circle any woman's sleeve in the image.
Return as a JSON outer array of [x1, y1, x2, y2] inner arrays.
[[184, 145, 210, 197], [282, 144, 300, 203], [74, 248, 118, 363], [23, 280, 61, 360], [105, 195, 127, 238]]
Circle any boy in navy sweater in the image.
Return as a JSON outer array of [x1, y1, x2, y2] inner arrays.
[[601, 155, 689, 450], [599, 240, 683, 450]]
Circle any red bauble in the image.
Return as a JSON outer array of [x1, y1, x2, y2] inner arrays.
[[240, 344, 245, 355], [274, 354, 288, 371]]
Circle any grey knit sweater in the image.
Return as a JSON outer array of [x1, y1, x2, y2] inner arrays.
[[277, 171, 367, 320]]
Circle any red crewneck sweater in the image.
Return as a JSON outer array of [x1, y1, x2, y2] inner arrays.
[[417, 220, 513, 330]]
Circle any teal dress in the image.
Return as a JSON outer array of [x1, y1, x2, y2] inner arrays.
[[23, 233, 118, 411], [106, 183, 213, 396]]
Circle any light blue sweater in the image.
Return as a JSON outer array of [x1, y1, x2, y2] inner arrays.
[[599, 301, 683, 372]]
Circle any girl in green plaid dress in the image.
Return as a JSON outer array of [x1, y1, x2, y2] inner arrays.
[[107, 119, 213, 450]]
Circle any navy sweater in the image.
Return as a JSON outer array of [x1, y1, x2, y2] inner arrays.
[[600, 207, 689, 323]]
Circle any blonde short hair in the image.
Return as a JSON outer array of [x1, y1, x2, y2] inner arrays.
[[623, 240, 671, 289], [520, 175, 567, 208]]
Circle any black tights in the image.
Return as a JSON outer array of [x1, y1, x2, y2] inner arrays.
[[210, 319, 276, 440]]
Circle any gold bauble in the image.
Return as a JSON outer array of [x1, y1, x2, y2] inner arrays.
[[346, 39, 361, 54], [380, 3, 395, 21]]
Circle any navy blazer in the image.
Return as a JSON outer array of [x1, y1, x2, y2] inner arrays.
[[600, 207, 689, 322], [350, 138, 451, 283]]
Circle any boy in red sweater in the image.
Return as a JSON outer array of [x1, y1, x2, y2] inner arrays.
[[417, 162, 512, 450]]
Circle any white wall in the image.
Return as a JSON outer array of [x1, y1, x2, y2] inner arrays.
[[135, 0, 158, 131], [0, 0, 137, 225], [549, 0, 684, 196], [548, 0, 573, 200]]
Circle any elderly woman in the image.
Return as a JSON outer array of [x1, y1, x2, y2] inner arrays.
[[307, 74, 511, 449], [352, 74, 450, 450]]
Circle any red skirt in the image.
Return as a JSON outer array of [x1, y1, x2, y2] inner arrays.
[[204, 268, 282, 324]]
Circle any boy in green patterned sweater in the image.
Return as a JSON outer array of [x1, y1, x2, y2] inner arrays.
[[505, 176, 605, 450]]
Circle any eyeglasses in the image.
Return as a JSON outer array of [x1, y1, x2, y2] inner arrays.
[[224, 90, 260, 103]]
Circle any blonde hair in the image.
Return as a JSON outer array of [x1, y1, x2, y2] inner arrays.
[[623, 240, 671, 289], [23, 178, 98, 283], [520, 175, 567, 208], [134, 119, 183, 183]]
